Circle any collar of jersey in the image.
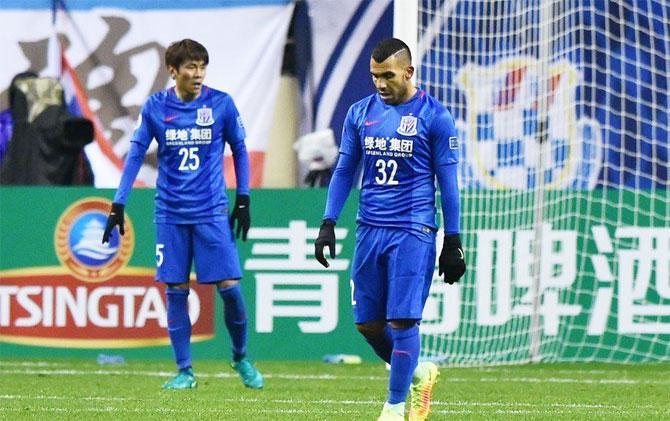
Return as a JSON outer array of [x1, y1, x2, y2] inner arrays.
[[377, 88, 424, 109], [167, 86, 209, 106]]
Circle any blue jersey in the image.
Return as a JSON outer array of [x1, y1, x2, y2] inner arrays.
[[327, 89, 459, 231], [115, 86, 248, 224]]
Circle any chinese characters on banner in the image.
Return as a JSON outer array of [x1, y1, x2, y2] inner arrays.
[[243, 221, 670, 337], [473, 225, 670, 336], [244, 220, 349, 334]]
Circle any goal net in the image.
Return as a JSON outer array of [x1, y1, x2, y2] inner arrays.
[[414, 0, 670, 364]]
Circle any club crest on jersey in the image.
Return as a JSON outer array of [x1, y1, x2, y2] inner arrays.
[[397, 115, 418, 136], [196, 106, 214, 126]]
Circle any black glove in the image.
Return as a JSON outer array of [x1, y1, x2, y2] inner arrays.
[[439, 234, 466, 284], [102, 202, 125, 244], [229, 194, 250, 241], [314, 219, 336, 268]]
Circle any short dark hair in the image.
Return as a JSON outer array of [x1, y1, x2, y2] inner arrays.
[[371, 38, 412, 64], [165, 39, 209, 69]]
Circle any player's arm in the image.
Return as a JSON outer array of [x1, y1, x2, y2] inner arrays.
[[315, 106, 362, 267], [431, 109, 466, 284], [225, 99, 251, 241], [102, 104, 153, 244]]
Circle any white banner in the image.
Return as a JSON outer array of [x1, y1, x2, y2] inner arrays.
[[0, 4, 294, 187]]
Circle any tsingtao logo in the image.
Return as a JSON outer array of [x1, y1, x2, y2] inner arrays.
[[55, 198, 134, 282]]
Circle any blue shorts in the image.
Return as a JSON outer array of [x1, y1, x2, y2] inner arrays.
[[155, 220, 242, 284], [350, 224, 436, 323]]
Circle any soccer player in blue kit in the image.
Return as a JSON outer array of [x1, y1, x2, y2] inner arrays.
[[314, 38, 466, 420], [102, 39, 263, 390]]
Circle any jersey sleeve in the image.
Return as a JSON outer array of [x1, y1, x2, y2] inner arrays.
[[430, 107, 460, 234], [435, 163, 460, 234], [113, 101, 154, 204], [223, 97, 250, 195], [430, 107, 459, 167], [223, 97, 247, 144], [323, 105, 362, 221], [338, 104, 363, 157], [130, 100, 155, 149]]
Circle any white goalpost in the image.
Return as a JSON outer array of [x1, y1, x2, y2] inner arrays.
[[399, 0, 670, 365]]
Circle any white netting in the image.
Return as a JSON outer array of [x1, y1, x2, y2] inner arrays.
[[415, 0, 670, 364]]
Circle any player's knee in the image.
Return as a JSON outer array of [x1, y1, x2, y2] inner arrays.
[[388, 319, 418, 330], [355, 321, 386, 339], [167, 282, 189, 290], [216, 279, 240, 289]]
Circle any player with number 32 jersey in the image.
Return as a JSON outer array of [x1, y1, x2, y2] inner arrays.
[[315, 38, 466, 421], [330, 89, 459, 231]]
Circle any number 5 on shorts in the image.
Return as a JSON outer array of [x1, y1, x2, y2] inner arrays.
[[156, 244, 165, 267]]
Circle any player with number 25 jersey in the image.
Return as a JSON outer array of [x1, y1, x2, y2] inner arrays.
[[129, 85, 247, 223], [102, 39, 262, 392]]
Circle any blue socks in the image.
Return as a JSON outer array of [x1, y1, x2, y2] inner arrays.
[[361, 323, 420, 403], [167, 284, 249, 370], [218, 284, 248, 362], [166, 287, 192, 370], [388, 325, 420, 404], [364, 325, 393, 364]]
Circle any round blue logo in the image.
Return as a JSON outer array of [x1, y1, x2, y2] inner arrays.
[[55, 197, 134, 282], [68, 212, 119, 267]]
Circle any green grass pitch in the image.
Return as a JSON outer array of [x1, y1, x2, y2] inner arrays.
[[1, 359, 669, 420]]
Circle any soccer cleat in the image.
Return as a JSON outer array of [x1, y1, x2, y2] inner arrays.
[[162, 367, 197, 390], [377, 403, 405, 420], [232, 357, 264, 389], [408, 361, 440, 421]]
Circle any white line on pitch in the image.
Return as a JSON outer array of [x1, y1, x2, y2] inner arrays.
[[0, 361, 69, 367], [0, 368, 357, 380], [0, 407, 360, 415], [1, 360, 667, 376], [431, 408, 666, 416], [0, 395, 658, 411], [1, 406, 664, 417], [2, 367, 669, 386]]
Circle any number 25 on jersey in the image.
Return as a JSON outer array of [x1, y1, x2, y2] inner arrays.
[[178, 147, 200, 171]]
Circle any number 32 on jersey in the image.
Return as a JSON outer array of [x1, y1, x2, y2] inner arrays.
[[375, 158, 398, 185]]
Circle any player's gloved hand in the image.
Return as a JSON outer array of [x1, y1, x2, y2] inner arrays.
[[439, 233, 466, 284], [102, 203, 125, 244], [229, 194, 251, 241], [314, 219, 336, 268]]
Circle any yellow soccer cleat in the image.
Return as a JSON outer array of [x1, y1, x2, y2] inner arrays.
[[408, 361, 440, 421]]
